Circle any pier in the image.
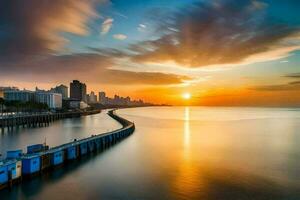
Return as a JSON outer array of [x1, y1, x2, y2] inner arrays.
[[0, 110, 100, 132], [0, 109, 135, 190]]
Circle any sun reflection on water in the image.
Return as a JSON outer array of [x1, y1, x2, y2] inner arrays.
[[184, 106, 190, 151], [171, 107, 204, 199]]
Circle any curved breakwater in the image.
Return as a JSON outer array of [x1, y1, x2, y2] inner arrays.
[[0, 109, 135, 191]]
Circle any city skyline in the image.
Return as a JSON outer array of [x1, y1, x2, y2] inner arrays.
[[0, 0, 300, 106], [0, 80, 152, 107]]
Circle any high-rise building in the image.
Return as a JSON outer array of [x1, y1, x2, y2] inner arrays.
[[99, 92, 106, 104], [50, 84, 68, 99], [70, 80, 87, 102], [87, 91, 97, 104]]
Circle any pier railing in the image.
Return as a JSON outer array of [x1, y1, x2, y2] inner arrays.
[[0, 109, 135, 190]]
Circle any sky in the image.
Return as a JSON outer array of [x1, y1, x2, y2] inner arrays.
[[0, 0, 300, 106]]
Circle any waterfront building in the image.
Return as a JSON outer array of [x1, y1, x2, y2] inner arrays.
[[0, 87, 19, 98], [4, 89, 62, 109], [50, 85, 68, 99], [70, 80, 87, 102], [35, 92, 62, 109], [4, 90, 35, 102]]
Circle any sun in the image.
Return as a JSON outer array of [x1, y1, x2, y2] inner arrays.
[[182, 93, 191, 100]]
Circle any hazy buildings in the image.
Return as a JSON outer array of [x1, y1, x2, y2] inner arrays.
[[87, 91, 97, 104], [97, 91, 148, 106], [50, 85, 68, 99], [99, 92, 106, 104], [70, 80, 87, 102]]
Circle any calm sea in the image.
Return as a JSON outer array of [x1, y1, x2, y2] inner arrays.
[[1, 106, 300, 200]]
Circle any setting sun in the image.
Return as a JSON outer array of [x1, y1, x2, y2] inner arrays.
[[182, 93, 191, 100]]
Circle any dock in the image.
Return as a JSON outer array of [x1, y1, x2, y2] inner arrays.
[[0, 110, 100, 132], [0, 109, 135, 190]]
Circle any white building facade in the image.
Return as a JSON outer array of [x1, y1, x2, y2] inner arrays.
[[35, 92, 62, 109], [4, 90, 62, 109]]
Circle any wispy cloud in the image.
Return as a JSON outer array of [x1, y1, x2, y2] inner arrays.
[[280, 60, 289, 63], [250, 83, 300, 91], [101, 18, 114, 35], [250, 72, 300, 91], [113, 34, 127, 40], [138, 24, 147, 32], [284, 73, 300, 78], [113, 12, 128, 19]]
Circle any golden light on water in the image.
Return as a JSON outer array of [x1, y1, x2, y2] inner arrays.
[[172, 106, 203, 198], [184, 107, 190, 150]]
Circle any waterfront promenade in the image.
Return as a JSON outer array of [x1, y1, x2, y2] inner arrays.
[[0, 109, 135, 191]]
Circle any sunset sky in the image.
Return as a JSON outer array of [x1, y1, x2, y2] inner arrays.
[[1, 0, 300, 106]]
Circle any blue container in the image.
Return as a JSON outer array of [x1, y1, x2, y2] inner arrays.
[[67, 146, 77, 160], [0, 164, 8, 185], [22, 156, 41, 175], [51, 150, 64, 166], [80, 143, 88, 155], [6, 150, 23, 159]]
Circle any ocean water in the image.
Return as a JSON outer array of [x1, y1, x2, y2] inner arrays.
[[1, 106, 300, 200]]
